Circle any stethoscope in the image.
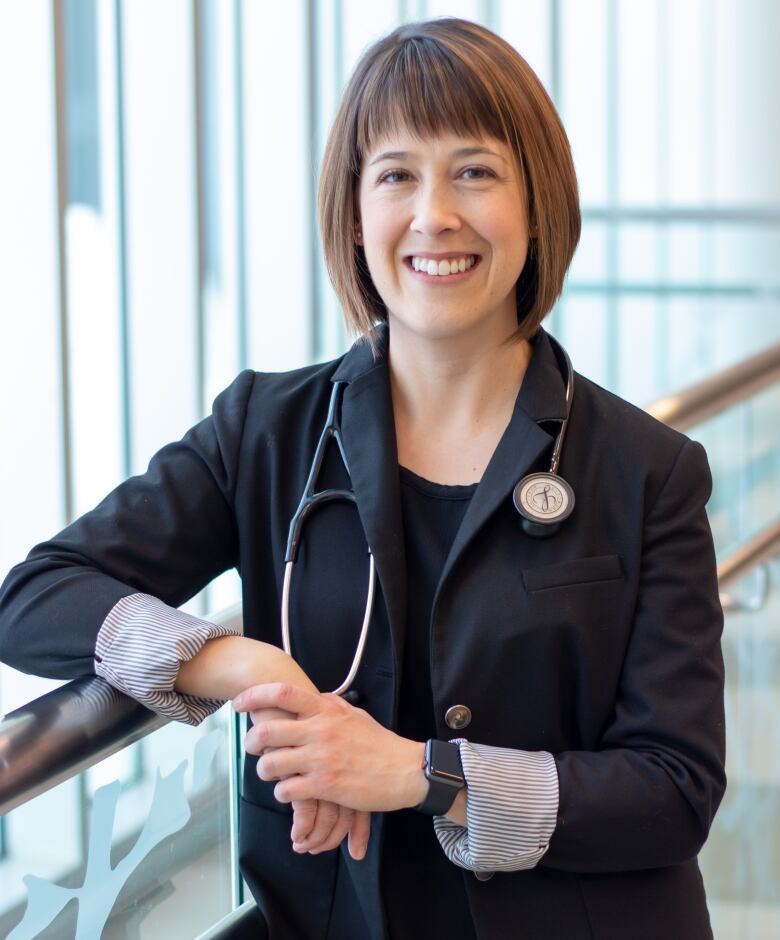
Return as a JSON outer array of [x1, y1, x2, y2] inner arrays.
[[281, 332, 576, 695]]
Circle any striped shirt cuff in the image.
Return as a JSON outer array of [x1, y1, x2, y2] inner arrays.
[[432, 739, 559, 873], [94, 592, 243, 726]]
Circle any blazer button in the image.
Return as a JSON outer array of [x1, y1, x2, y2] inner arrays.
[[474, 870, 494, 882], [445, 704, 472, 730]]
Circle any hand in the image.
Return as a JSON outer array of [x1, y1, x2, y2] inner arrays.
[[232, 683, 427, 813], [244, 703, 372, 860], [290, 798, 371, 860]]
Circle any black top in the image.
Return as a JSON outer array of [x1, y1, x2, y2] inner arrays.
[[381, 466, 479, 939]]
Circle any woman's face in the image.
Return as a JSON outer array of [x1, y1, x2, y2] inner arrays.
[[357, 129, 530, 343]]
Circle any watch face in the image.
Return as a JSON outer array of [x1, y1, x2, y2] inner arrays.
[[428, 740, 464, 784]]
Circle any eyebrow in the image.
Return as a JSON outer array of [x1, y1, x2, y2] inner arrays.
[[368, 146, 507, 167]]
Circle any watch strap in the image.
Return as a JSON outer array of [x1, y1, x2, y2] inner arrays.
[[414, 739, 465, 816]]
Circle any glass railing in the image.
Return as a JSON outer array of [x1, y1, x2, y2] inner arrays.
[[699, 563, 780, 938], [642, 344, 780, 937], [0, 698, 239, 939], [0, 602, 248, 939]]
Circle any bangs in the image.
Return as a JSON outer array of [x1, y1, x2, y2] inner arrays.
[[354, 36, 513, 169]]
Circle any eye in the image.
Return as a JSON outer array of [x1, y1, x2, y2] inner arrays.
[[461, 166, 496, 180], [376, 166, 497, 185], [377, 169, 410, 184]]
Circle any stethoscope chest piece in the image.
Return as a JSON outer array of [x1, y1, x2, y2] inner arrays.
[[513, 471, 575, 538]]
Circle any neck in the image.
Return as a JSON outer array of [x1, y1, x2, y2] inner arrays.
[[387, 318, 533, 434]]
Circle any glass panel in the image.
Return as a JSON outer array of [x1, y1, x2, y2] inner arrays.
[[692, 385, 780, 556], [242, 0, 313, 371], [0, 0, 70, 720], [66, 0, 126, 522], [120, 0, 200, 477], [688, 383, 780, 938], [0, 710, 234, 939], [699, 590, 780, 938], [564, 215, 780, 406], [501, 0, 553, 95]]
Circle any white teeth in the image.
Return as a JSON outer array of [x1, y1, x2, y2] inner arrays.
[[411, 255, 477, 275]]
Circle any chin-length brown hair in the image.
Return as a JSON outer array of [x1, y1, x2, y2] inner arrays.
[[317, 17, 581, 351]]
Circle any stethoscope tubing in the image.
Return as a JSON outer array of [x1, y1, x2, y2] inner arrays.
[[282, 334, 575, 695], [281, 381, 377, 695], [547, 341, 574, 477], [281, 553, 376, 696]]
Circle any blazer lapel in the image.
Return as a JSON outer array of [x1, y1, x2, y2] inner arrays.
[[330, 327, 408, 691], [436, 326, 569, 592]]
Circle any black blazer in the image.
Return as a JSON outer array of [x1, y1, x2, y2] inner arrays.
[[0, 325, 726, 940]]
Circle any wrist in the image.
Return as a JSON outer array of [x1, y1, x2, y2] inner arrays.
[[444, 787, 468, 826], [402, 740, 428, 809], [413, 739, 467, 816], [177, 635, 277, 699], [242, 641, 318, 695]]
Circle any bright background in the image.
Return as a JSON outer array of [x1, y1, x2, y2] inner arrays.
[[1, 2, 779, 936]]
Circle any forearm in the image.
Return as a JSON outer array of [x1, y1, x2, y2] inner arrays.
[[445, 788, 468, 826], [174, 635, 318, 699]]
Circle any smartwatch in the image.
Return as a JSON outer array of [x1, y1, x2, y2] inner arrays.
[[414, 739, 466, 816]]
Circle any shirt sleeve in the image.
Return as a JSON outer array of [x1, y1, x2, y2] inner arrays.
[[432, 738, 559, 873], [94, 592, 243, 726]]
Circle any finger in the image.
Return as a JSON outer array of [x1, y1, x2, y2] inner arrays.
[[244, 718, 308, 756], [298, 803, 355, 855], [292, 800, 343, 853], [348, 810, 371, 861], [232, 683, 321, 717], [290, 799, 318, 843], [274, 776, 317, 804], [256, 747, 308, 781], [248, 706, 295, 724]]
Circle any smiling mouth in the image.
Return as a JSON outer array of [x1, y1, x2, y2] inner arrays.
[[404, 255, 482, 277]]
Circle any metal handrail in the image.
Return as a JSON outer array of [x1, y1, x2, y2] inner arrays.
[[0, 601, 242, 817], [642, 341, 780, 612], [645, 339, 780, 431], [718, 518, 780, 590], [0, 676, 165, 816], [718, 518, 780, 614]]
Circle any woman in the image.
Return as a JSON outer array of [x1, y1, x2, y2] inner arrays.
[[0, 17, 725, 940]]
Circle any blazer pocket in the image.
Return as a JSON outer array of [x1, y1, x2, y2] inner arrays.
[[522, 553, 624, 593]]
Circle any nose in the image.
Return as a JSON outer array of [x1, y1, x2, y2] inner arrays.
[[410, 180, 462, 238]]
